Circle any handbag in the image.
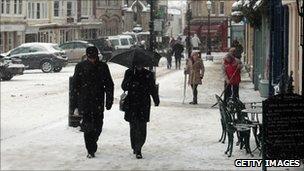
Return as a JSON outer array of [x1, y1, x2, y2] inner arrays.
[[119, 91, 129, 111]]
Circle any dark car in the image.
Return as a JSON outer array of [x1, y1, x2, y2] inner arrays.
[[4, 43, 68, 73], [0, 55, 26, 81]]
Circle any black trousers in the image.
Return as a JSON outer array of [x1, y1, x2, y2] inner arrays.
[[191, 84, 198, 103], [224, 83, 239, 103], [83, 117, 103, 155], [167, 56, 172, 69], [175, 56, 181, 69], [129, 120, 147, 152]]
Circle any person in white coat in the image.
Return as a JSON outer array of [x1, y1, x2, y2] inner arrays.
[[191, 34, 201, 50]]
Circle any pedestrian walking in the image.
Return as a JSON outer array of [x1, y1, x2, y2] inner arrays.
[[222, 47, 243, 103], [231, 39, 243, 59], [166, 48, 173, 69], [121, 63, 159, 159], [102, 40, 114, 61], [173, 39, 184, 70], [191, 34, 201, 51], [185, 52, 205, 105], [72, 46, 114, 158]]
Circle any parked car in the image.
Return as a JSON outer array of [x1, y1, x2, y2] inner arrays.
[[59, 40, 102, 63], [108, 35, 135, 50], [4, 43, 68, 73], [0, 55, 26, 81]]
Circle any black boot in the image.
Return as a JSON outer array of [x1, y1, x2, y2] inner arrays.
[[135, 150, 143, 159]]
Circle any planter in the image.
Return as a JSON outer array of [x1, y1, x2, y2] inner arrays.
[[258, 79, 269, 98]]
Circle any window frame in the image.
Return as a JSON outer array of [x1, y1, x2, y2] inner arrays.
[[54, 1, 59, 17], [219, 1, 225, 16]]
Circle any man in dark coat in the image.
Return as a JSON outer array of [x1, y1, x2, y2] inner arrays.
[[121, 64, 159, 159], [172, 39, 184, 70], [72, 46, 114, 158]]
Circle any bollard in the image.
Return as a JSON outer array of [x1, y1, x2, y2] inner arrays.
[[68, 76, 82, 127]]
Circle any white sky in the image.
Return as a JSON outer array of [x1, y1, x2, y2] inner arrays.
[[168, 0, 187, 8]]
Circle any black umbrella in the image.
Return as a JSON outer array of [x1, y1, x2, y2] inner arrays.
[[108, 47, 161, 68]]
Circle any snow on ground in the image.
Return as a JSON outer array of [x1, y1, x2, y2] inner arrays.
[[1, 54, 303, 170]]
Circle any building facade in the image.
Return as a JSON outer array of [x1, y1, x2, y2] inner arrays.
[[95, 0, 123, 36], [243, 0, 303, 95], [0, 0, 26, 53], [187, 0, 235, 52], [0, 0, 104, 53]]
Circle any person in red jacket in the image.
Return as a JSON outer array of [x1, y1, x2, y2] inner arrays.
[[222, 48, 243, 103]]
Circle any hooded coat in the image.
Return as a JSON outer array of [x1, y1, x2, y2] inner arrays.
[[121, 68, 159, 122]]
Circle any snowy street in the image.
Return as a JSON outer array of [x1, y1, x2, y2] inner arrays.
[[1, 55, 302, 170]]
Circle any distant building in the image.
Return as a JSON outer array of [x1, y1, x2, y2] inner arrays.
[[96, 0, 123, 36], [0, 0, 104, 52], [186, 0, 235, 52], [0, 0, 26, 52], [166, 9, 182, 37]]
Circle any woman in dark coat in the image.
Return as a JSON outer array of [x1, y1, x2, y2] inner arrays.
[[121, 64, 159, 159]]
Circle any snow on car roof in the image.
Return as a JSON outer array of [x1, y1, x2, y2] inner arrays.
[[19, 43, 61, 52]]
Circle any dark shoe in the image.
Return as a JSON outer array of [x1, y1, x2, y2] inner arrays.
[[189, 101, 197, 105], [133, 150, 136, 154], [136, 152, 143, 159], [87, 153, 95, 158]]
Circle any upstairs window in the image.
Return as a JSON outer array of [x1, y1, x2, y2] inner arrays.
[[54, 1, 59, 17]]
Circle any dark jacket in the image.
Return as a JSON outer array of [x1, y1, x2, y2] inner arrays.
[[121, 68, 159, 122], [172, 42, 184, 58], [72, 60, 114, 122]]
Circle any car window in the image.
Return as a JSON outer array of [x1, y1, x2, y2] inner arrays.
[[74, 43, 87, 49], [110, 39, 119, 46], [121, 38, 129, 46], [10, 47, 30, 55], [60, 43, 73, 49], [129, 38, 135, 45], [29, 46, 46, 53]]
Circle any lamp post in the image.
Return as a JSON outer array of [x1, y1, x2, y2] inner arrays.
[[149, 0, 155, 71], [186, 2, 192, 58], [296, 0, 304, 94], [206, 0, 212, 55]]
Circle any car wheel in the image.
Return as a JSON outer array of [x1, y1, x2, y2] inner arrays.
[[53, 66, 62, 72], [41, 60, 53, 73], [1, 75, 13, 81]]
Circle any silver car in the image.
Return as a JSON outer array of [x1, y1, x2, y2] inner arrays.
[[59, 40, 102, 63]]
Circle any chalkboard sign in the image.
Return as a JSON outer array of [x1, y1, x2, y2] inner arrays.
[[262, 93, 304, 159]]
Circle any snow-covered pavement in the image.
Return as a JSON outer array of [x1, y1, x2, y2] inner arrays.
[[1, 56, 302, 170]]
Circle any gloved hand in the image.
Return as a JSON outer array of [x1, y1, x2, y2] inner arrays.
[[154, 100, 160, 107], [106, 103, 112, 110]]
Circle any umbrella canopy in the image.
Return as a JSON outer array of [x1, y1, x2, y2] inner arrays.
[[108, 47, 161, 68]]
